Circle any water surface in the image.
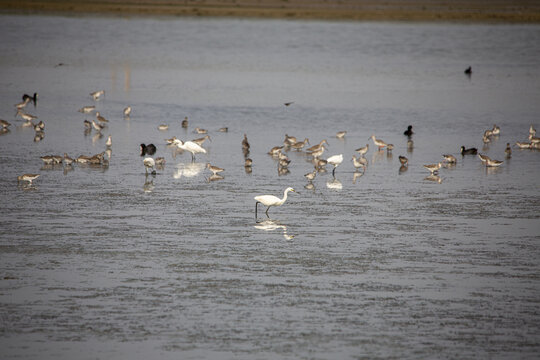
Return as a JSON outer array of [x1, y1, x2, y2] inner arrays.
[[0, 15, 539, 359]]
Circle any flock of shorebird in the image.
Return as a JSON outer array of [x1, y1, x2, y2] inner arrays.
[[4, 91, 539, 218]]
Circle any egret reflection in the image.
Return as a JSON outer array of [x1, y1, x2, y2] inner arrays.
[[143, 175, 155, 193], [326, 177, 342, 190], [174, 162, 205, 179], [254, 219, 294, 240]]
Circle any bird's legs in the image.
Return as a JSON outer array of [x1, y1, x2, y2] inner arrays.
[[255, 201, 259, 218], [332, 167, 336, 177], [265, 207, 270, 218]]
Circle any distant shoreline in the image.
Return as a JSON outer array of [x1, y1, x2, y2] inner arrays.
[[1, 0, 540, 23]]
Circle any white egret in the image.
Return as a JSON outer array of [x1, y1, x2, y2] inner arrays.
[[254, 187, 297, 218], [174, 139, 207, 161], [326, 154, 343, 177]]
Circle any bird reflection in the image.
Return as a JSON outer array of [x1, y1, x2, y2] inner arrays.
[[254, 219, 294, 240], [208, 174, 224, 182], [304, 182, 315, 191], [174, 162, 205, 179], [143, 175, 155, 193], [326, 177, 342, 190], [399, 165, 408, 174], [352, 171, 364, 184], [371, 149, 384, 165], [424, 174, 442, 184]]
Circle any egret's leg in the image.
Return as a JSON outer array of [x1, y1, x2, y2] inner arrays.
[[265, 207, 270, 218], [332, 167, 336, 177], [255, 202, 259, 218], [191, 153, 195, 162]]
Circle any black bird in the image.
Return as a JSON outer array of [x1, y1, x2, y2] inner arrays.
[[460, 146, 478, 155], [404, 125, 413, 137], [22, 92, 38, 105], [140, 143, 157, 156], [464, 66, 472, 75]]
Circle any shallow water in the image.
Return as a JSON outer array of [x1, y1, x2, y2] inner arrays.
[[1, 14, 540, 359]]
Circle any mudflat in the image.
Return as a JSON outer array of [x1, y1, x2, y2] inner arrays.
[[1, 0, 540, 22]]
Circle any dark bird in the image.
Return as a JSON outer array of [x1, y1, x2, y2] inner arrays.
[[460, 146, 478, 155], [284, 102, 294, 107], [140, 143, 157, 156], [464, 66, 472, 75], [404, 125, 413, 137], [22, 92, 38, 105]]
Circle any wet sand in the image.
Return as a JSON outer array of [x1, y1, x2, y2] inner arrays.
[[1, 0, 540, 22]]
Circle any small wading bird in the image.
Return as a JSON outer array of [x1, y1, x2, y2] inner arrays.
[[124, 106, 131, 118], [424, 162, 442, 174], [399, 155, 408, 166], [254, 187, 297, 218], [206, 163, 224, 176], [90, 90, 105, 100], [369, 135, 387, 150], [174, 139, 206, 161], [17, 174, 40, 184]]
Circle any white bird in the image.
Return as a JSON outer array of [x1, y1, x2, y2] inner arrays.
[[143, 157, 155, 174], [254, 187, 297, 218], [106, 135, 112, 147], [78, 105, 95, 113], [124, 106, 131, 117], [326, 154, 343, 177], [174, 139, 207, 161]]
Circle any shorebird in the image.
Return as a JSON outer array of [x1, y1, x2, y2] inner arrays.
[[123, 106, 131, 117], [442, 154, 456, 164], [155, 157, 166, 166], [530, 125, 536, 137], [40, 155, 55, 165], [424, 162, 442, 174], [327, 154, 343, 177], [194, 127, 207, 134], [17, 111, 37, 122], [268, 146, 283, 156], [90, 90, 105, 100], [17, 174, 40, 184], [505, 143, 512, 157], [369, 135, 387, 150], [106, 135, 112, 147], [254, 187, 297, 218], [181, 117, 188, 128], [355, 144, 368, 156], [460, 146, 478, 155], [140, 143, 156, 156], [158, 124, 169, 131], [218, 127, 228, 132], [284, 102, 294, 106], [78, 105, 95, 113], [92, 120, 105, 132], [63, 153, 74, 165], [399, 155, 408, 166], [306, 139, 328, 153], [386, 144, 394, 152], [336, 131, 346, 139], [244, 158, 252, 167], [174, 139, 206, 161], [242, 134, 250, 150], [143, 157, 156, 174], [529, 134, 540, 144], [165, 136, 177, 145], [192, 135, 211, 146], [486, 158, 503, 167], [0, 119, 11, 128], [304, 170, 316, 181], [308, 146, 326, 159], [15, 97, 30, 109], [492, 125, 500, 135], [515, 141, 531, 149], [404, 125, 413, 137], [284, 134, 297, 146], [83, 120, 92, 129], [478, 153, 490, 163], [352, 155, 367, 171], [291, 138, 310, 151], [206, 163, 224, 176], [95, 112, 108, 123]]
